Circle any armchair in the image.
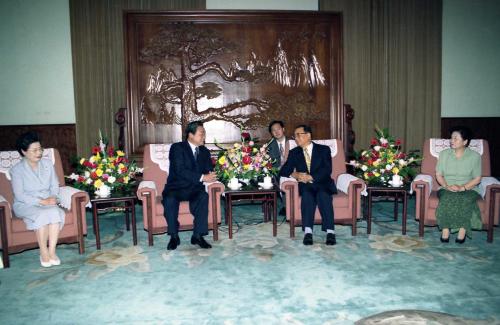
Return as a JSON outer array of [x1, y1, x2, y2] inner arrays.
[[412, 139, 500, 242], [0, 149, 88, 268], [280, 139, 365, 238], [136, 144, 224, 246]]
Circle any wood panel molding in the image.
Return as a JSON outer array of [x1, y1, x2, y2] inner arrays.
[[441, 117, 500, 177], [0, 124, 76, 174]]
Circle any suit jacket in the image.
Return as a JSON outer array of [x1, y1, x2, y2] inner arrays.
[[267, 137, 289, 168], [163, 141, 213, 196], [279, 142, 337, 195]]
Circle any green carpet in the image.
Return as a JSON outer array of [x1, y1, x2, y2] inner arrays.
[[1, 197, 500, 324]]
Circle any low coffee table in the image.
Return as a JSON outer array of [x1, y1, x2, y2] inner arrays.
[[224, 184, 280, 239], [365, 185, 409, 235], [90, 192, 137, 249]]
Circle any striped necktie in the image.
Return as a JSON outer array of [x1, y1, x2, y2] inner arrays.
[[279, 143, 285, 166], [194, 147, 199, 161], [303, 147, 311, 173]]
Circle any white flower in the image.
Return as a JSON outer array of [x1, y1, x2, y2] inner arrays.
[[248, 141, 254, 146], [86, 178, 93, 184], [108, 176, 116, 184], [398, 159, 407, 166], [409, 157, 414, 162], [361, 165, 368, 171], [69, 173, 79, 181], [374, 146, 381, 151], [380, 137, 388, 145], [349, 160, 356, 166], [89, 156, 97, 163], [84, 171, 90, 178], [385, 164, 392, 170]]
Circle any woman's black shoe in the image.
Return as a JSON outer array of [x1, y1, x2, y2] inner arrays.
[[455, 236, 466, 244], [440, 235, 449, 243]]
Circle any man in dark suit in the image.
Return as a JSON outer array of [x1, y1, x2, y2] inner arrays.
[[162, 121, 217, 250], [279, 125, 337, 246], [267, 120, 290, 169]]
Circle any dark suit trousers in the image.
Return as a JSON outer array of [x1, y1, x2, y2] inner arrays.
[[163, 188, 209, 236], [300, 185, 335, 231]]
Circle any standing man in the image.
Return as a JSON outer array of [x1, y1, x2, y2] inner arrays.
[[267, 120, 289, 169], [279, 125, 337, 246], [162, 121, 217, 250]]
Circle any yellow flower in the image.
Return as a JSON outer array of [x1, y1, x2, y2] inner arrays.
[[243, 164, 250, 170], [118, 163, 125, 170], [373, 160, 380, 167], [364, 172, 369, 179], [116, 150, 125, 157], [253, 148, 258, 153], [218, 156, 226, 165], [80, 158, 85, 165], [94, 179, 103, 188], [392, 167, 400, 174], [123, 176, 129, 184], [374, 172, 380, 177], [95, 169, 103, 177]]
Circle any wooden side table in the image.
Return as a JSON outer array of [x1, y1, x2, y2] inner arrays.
[[90, 193, 137, 250], [365, 185, 409, 235], [224, 185, 279, 239]]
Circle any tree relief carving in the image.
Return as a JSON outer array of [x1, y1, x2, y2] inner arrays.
[[138, 25, 328, 131]]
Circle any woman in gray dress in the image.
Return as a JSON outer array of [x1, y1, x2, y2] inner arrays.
[[11, 132, 65, 267]]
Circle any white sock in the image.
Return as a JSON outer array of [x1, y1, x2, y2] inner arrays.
[[304, 227, 313, 234], [327, 229, 335, 234]]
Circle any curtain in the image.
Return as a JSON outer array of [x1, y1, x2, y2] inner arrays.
[[320, 0, 442, 153], [70, 0, 205, 155]]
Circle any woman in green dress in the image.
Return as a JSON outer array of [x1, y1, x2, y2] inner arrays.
[[436, 126, 482, 244]]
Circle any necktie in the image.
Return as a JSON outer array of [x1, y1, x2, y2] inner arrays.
[[279, 143, 285, 165], [194, 147, 199, 161], [303, 148, 311, 173]]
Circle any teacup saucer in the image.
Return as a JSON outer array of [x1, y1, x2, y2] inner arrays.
[[258, 182, 274, 189], [388, 181, 403, 187], [227, 183, 242, 190]]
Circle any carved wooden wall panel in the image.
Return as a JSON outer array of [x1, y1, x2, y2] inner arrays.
[[125, 11, 343, 157]]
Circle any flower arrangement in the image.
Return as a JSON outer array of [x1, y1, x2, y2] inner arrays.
[[67, 131, 142, 195], [213, 131, 278, 184], [349, 126, 421, 186]]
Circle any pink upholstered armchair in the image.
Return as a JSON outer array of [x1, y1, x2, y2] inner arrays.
[[280, 139, 365, 238], [412, 139, 500, 242], [136, 144, 224, 245], [0, 149, 88, 268]]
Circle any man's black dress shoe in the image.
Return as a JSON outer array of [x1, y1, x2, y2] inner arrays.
[[440, 235, 449, 243], [326, 233, 337, 246], [191, 235, 212, 249], [303, 233, 313, 245], [455, 236, 466, 244], [167, 234, 180, 250]]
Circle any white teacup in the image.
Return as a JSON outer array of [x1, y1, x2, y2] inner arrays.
[[390, 175, 403, 187], [227, 177, 240, 189], [263, 176, 273, 186], [95, 184, 111, 197]]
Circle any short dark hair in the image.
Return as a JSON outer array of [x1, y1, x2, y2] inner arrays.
[[295, 124, 313, 137], [16, 131, 41, 156], [268, 120, 284, 133], [449, 125, 473, 147], [184, 121, 204, 140]]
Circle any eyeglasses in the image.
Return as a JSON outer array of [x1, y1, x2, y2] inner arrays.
[[27, 147, 44, 153], [292, 132, 309, 139]]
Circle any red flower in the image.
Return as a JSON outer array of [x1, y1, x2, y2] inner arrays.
[[370, 138, 378, 145], [83, 161, 93, 168], [395, 139, 402, 146], [241, 132, 251, 141], [117, 178, 124, 183], [368, 172, 374, 177], [78, 176, 85, 182], [381, 142, 388, 148], [242, 156, 252, 165], [211, 157, 217, 166], [107, 146, 114, 156], [367, 159, 373, 165], [121, 166, 128, 173], [90, 172, 98, 180], [266, 163, 273, 169], [92, 146, 100, 154], [242, 146, 252, 153]]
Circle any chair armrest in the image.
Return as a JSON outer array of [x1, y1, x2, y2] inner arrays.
[[411, 174, 433, 197], [58, 186, 89, 210], [137, 181, 158, 200], [336, 173, 367, 196], [204, 181, 224, 194], [479, 177, 500, 199]]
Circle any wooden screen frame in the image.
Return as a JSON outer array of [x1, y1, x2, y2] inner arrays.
[[124, 11, 344, 159]]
